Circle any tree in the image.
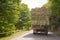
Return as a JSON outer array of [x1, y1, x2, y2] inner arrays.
[[0, 0, 21, 36], [44, 0, 51, 8], [45, 0, 60, 30], [16, 3, 31, 30], [50, 0, 60, 30]]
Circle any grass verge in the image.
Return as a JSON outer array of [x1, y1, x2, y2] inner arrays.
[[0, 30, 28, 40]]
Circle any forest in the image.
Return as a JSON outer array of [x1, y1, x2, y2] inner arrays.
[[45, 0, 60, 35], [0, 0, 31, 37]]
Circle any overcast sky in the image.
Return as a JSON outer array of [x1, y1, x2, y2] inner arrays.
[[21, 0, 48, 10]]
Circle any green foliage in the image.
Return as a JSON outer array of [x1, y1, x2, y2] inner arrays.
[[0, 0, 21, 36], [45, 0, 60, 31], [44, 0, 60, 30], [44, 0, 51, 8], [16, 3, 31, 30], [50, 0, 60, 29]]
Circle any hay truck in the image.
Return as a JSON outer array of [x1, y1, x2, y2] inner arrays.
[[31, 7, 50, 35]]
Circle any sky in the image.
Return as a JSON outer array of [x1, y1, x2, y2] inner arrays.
[[21, 0, 48, 10]]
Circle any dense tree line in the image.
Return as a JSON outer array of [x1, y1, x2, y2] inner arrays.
[[50, 0, 60, 30], [46, 0, 60, 31], [16, 3, 31, 30], [44, 0, 60, 32], [0, 0, 31, 37], [0, 0, 21, 36]]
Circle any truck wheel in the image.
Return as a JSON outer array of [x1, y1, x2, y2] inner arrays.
[[33, 32, 36, 34], [33, 30, 37, 34], [45, 33, 48, 35], [45, 32, 48, 35]]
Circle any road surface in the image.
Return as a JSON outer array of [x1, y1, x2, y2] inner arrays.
[[11, 30, 60, 40]]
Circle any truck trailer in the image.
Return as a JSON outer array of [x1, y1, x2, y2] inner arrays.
[[31, 7, 50, 35]]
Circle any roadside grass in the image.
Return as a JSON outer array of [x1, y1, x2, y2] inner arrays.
[[0, 30, 28, 40]]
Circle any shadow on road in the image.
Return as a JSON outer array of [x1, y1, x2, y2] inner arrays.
[[22, 32, 60, 40]]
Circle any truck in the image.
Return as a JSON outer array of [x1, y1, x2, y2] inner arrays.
[[31, 7, 50, 35]]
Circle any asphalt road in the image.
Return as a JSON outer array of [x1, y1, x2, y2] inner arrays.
[[11, 30, 60, 40]]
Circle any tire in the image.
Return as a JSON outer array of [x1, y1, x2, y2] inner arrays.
[[33, 30, 37, 34], [45, 33, 48, 35], [45, 32, 48, 35], [33, 32, 36, 34]]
